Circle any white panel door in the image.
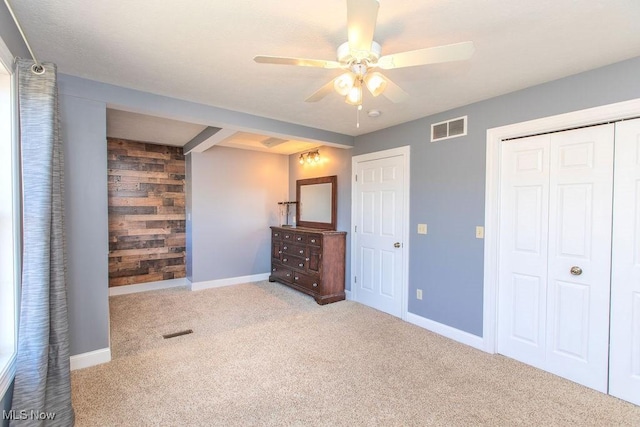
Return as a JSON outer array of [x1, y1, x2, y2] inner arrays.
[[354, 154, 405, 317], [498, 135, 551, 370], [498, 124, 614, 392], [545, 125, 614, 392], [610, 118, 640, 405]]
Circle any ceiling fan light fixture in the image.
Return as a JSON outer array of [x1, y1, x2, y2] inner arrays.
[[364, 72, 387, 97], [334, 72, 355, 96]]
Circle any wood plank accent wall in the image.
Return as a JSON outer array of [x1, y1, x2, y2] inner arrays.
[[107, 138, 186, 287]]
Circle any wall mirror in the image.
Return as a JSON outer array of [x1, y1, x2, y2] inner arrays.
[[296, 175, 337, 230]]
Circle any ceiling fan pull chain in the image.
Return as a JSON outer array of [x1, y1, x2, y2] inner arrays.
[[356, 105, 361, 128]]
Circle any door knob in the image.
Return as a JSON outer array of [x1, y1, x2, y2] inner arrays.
[[570, 266, 582, 275], [394, 242, 401, 248]]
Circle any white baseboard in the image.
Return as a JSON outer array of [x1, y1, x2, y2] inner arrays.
[[109, 278, 188, 296], [70, 347, 111, 371], [345, 289, 352, 300], [189, 273, 270, 291], [406, 312, 485, 351]]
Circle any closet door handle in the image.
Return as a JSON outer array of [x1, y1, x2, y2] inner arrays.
[[570, 266, 582, 276]]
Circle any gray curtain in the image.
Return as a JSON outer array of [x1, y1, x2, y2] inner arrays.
[[10, 59, 74, 426]]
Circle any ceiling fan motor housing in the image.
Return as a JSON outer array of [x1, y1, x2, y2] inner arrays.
[[337, 41, 382, 66]]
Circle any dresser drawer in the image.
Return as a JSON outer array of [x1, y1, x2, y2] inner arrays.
[[292, 271, 321, 292], [282, 243, 306, 257], [307, 234, 322, 246], [281, 230, 295, 241], [270, 264, 293, 282], [281, 254, 307, 270], [278, 230, 317, 245], [293, 233, 307, 244]]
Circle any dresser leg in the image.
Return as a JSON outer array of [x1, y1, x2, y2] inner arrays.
[[314, 292, 346, 305]]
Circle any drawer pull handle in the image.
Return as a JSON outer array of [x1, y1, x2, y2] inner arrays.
[[297, 237, 302, 241], [299, 250, 304, 254], [298, 263, 303, 267], [286, 273, 290, 277], [283, 258, 288, 262], [311, 239, 316, 243], [305, 258, 309, 261], [294, 276, 299, 281], [283, 246, 287, 250], [313, 283, 318, 287], [278, 250, 282, 254], [272, 268, 276, 271]]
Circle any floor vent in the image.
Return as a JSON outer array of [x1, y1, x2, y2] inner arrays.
[[431, 116, 468, 142], [162, 329, 193, 339]]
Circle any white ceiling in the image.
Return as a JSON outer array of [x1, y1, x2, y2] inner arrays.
[[10, 0, 640, 145]]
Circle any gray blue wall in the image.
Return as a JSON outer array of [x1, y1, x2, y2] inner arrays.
[[59, 93, 111, 355], [189, 146, 288, 282], [354, 56, 640, 337]]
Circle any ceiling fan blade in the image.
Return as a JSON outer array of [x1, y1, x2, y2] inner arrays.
[[381, 76, 409, 103], [347, 0, 380, 53], [254, 55, 341, 69], [305, 79, 338, 102], [377, 41, 475, 70]]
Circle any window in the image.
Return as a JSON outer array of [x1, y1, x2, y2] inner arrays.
[[0, 40, 19, 398]]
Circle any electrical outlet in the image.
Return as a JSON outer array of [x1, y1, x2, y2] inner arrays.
[[475, 226, 484, 239], [416, 289, 423, 300], [417, 223, 427, 234]]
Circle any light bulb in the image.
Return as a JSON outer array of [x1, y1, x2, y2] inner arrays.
[[345, 81, 362, 106], [333, 73, 355, 96], [313, 151, 320, 162], [299, 154, 305, 164]]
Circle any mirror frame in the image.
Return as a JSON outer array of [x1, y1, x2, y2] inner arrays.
[[296, 175, 337, 230]]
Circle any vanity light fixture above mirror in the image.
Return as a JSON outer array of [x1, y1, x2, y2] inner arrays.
[[298, 149, 321, 165]]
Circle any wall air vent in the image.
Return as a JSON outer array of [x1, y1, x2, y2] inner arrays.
[[430, 116, 467, 142]]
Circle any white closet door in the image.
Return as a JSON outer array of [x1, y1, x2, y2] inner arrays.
[[610, 118, 640, 405], [498, 135, 551, 370], [545, 124, 614, 392], [498, 124, 614, 392]]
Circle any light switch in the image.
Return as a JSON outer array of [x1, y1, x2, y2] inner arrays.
[[417, 223, 427, 234], [475, 226, 484, 239]]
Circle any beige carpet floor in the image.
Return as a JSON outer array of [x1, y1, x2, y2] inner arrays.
[[71, 281, 640, 426]]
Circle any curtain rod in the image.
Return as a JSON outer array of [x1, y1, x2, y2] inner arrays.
[[3, 0, 44, 74]]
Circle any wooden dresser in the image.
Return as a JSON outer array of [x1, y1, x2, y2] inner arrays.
[[269, 226, 346, 304]]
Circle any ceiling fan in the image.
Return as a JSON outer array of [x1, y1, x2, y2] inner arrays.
[[254, 0, 475, 108]]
